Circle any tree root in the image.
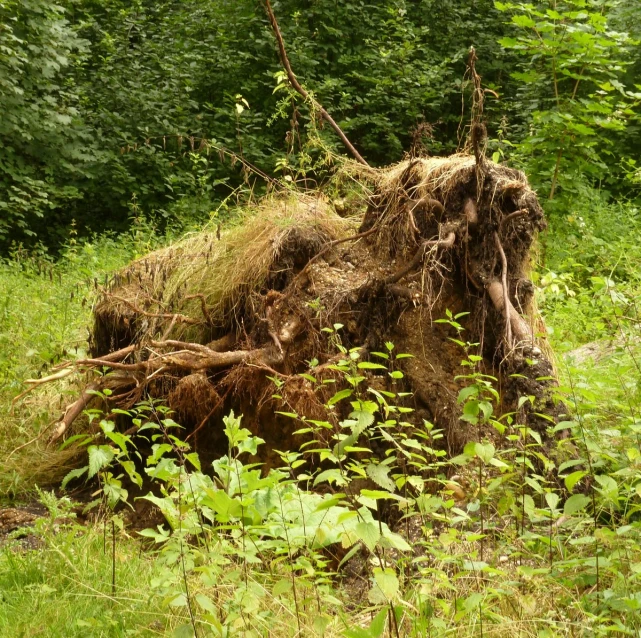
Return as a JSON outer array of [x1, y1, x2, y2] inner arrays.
[[40, 339, 286, 443], [486, 280, 533, 348], [494, 232, 513, 347], [385, 231, 456, 285], [50, 382, 103, 443]]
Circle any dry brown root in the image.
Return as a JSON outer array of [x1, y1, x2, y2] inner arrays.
[[486, 280, 534, 350], [493, 232, 513, 347], [44, 340, 286, 442], [50, 382, 103, 443]]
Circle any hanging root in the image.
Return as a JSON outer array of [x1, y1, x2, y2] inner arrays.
[[486, 281, 534, 349]]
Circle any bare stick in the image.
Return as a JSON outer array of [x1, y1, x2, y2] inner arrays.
[[13, 345, 140, 408], [24, 368, 74, 386], [263, 0, 369, 166], [11, 369, 74, 409], [73, 346, 283, 375], [50, 382, 102, 442], [151, 340, 216, 355], [7, 419, 60, 460], [52, 344, 138, 370], [385, 232, 456, 285], [494, 232, 513, 346]]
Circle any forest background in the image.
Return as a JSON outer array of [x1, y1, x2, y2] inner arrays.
[[2, 1, 641, 636], [1, 0, 640, 247]]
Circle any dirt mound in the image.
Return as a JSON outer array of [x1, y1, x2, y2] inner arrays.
[[43, 155, 560, 468]]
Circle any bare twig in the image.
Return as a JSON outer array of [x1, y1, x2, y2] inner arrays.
[[73, 345, 283, 375], [105, 294, 200, 325], [263, 0, 368, 166], [11, 368, 74, 408], [7, 419, 60, 460]]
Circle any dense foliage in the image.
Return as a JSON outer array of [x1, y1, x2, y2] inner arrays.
[[1, 0, 639, 248]]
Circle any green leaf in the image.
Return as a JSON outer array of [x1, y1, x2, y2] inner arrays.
[[366, 463, 396, 492], [461, 400, 480, 424], [314, 469, 347, 487], [381, 531, 411, 552], [595, 475, 619, 503], [564, 494, 591, 516], [195, 594, 216, 614], [498, 36, 520, 48], [357, 362, 387, 370], [372, 568, 399, 601], [185, 452, 201, 471], [564, 470, 587, 492], [474, 442, 495, 464], [512, 15, 536, 29], [349, 409, 375, 431], [343, 607, 387, 638], [87, 445, 115, 478], [172, 622, 193, 638], [458, 386, 479, 403], [272, 578, 292, 596], [61, 466, 88, 490], [545, 492, 560, 511], [355, 521, 381, 551], [338, 543, 362, 570], [328, 389, 353, 406]]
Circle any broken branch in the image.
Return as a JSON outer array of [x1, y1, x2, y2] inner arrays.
[[263, 0, 368, 166]]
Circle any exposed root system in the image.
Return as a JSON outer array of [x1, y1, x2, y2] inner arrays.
[[34, 155, 562, 467]]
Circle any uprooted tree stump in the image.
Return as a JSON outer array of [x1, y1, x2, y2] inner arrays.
[[46, 154, 562, 469]]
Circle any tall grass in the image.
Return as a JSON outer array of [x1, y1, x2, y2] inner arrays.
[[0, 221, 163, 498]]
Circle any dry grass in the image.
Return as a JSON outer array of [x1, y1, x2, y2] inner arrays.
[[95, 194, 357, 345]]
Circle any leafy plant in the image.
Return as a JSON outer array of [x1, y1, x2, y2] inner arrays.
[[495, 0, 641, 201]]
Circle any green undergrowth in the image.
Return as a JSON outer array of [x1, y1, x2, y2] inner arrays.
[[537, 193, 641, 352], [1, 193, 641, 637], [0, 492, 167, 637], [0, 219, 165, 497]]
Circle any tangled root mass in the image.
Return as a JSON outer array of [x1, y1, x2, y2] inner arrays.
[[50, 155, 562, 467]]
